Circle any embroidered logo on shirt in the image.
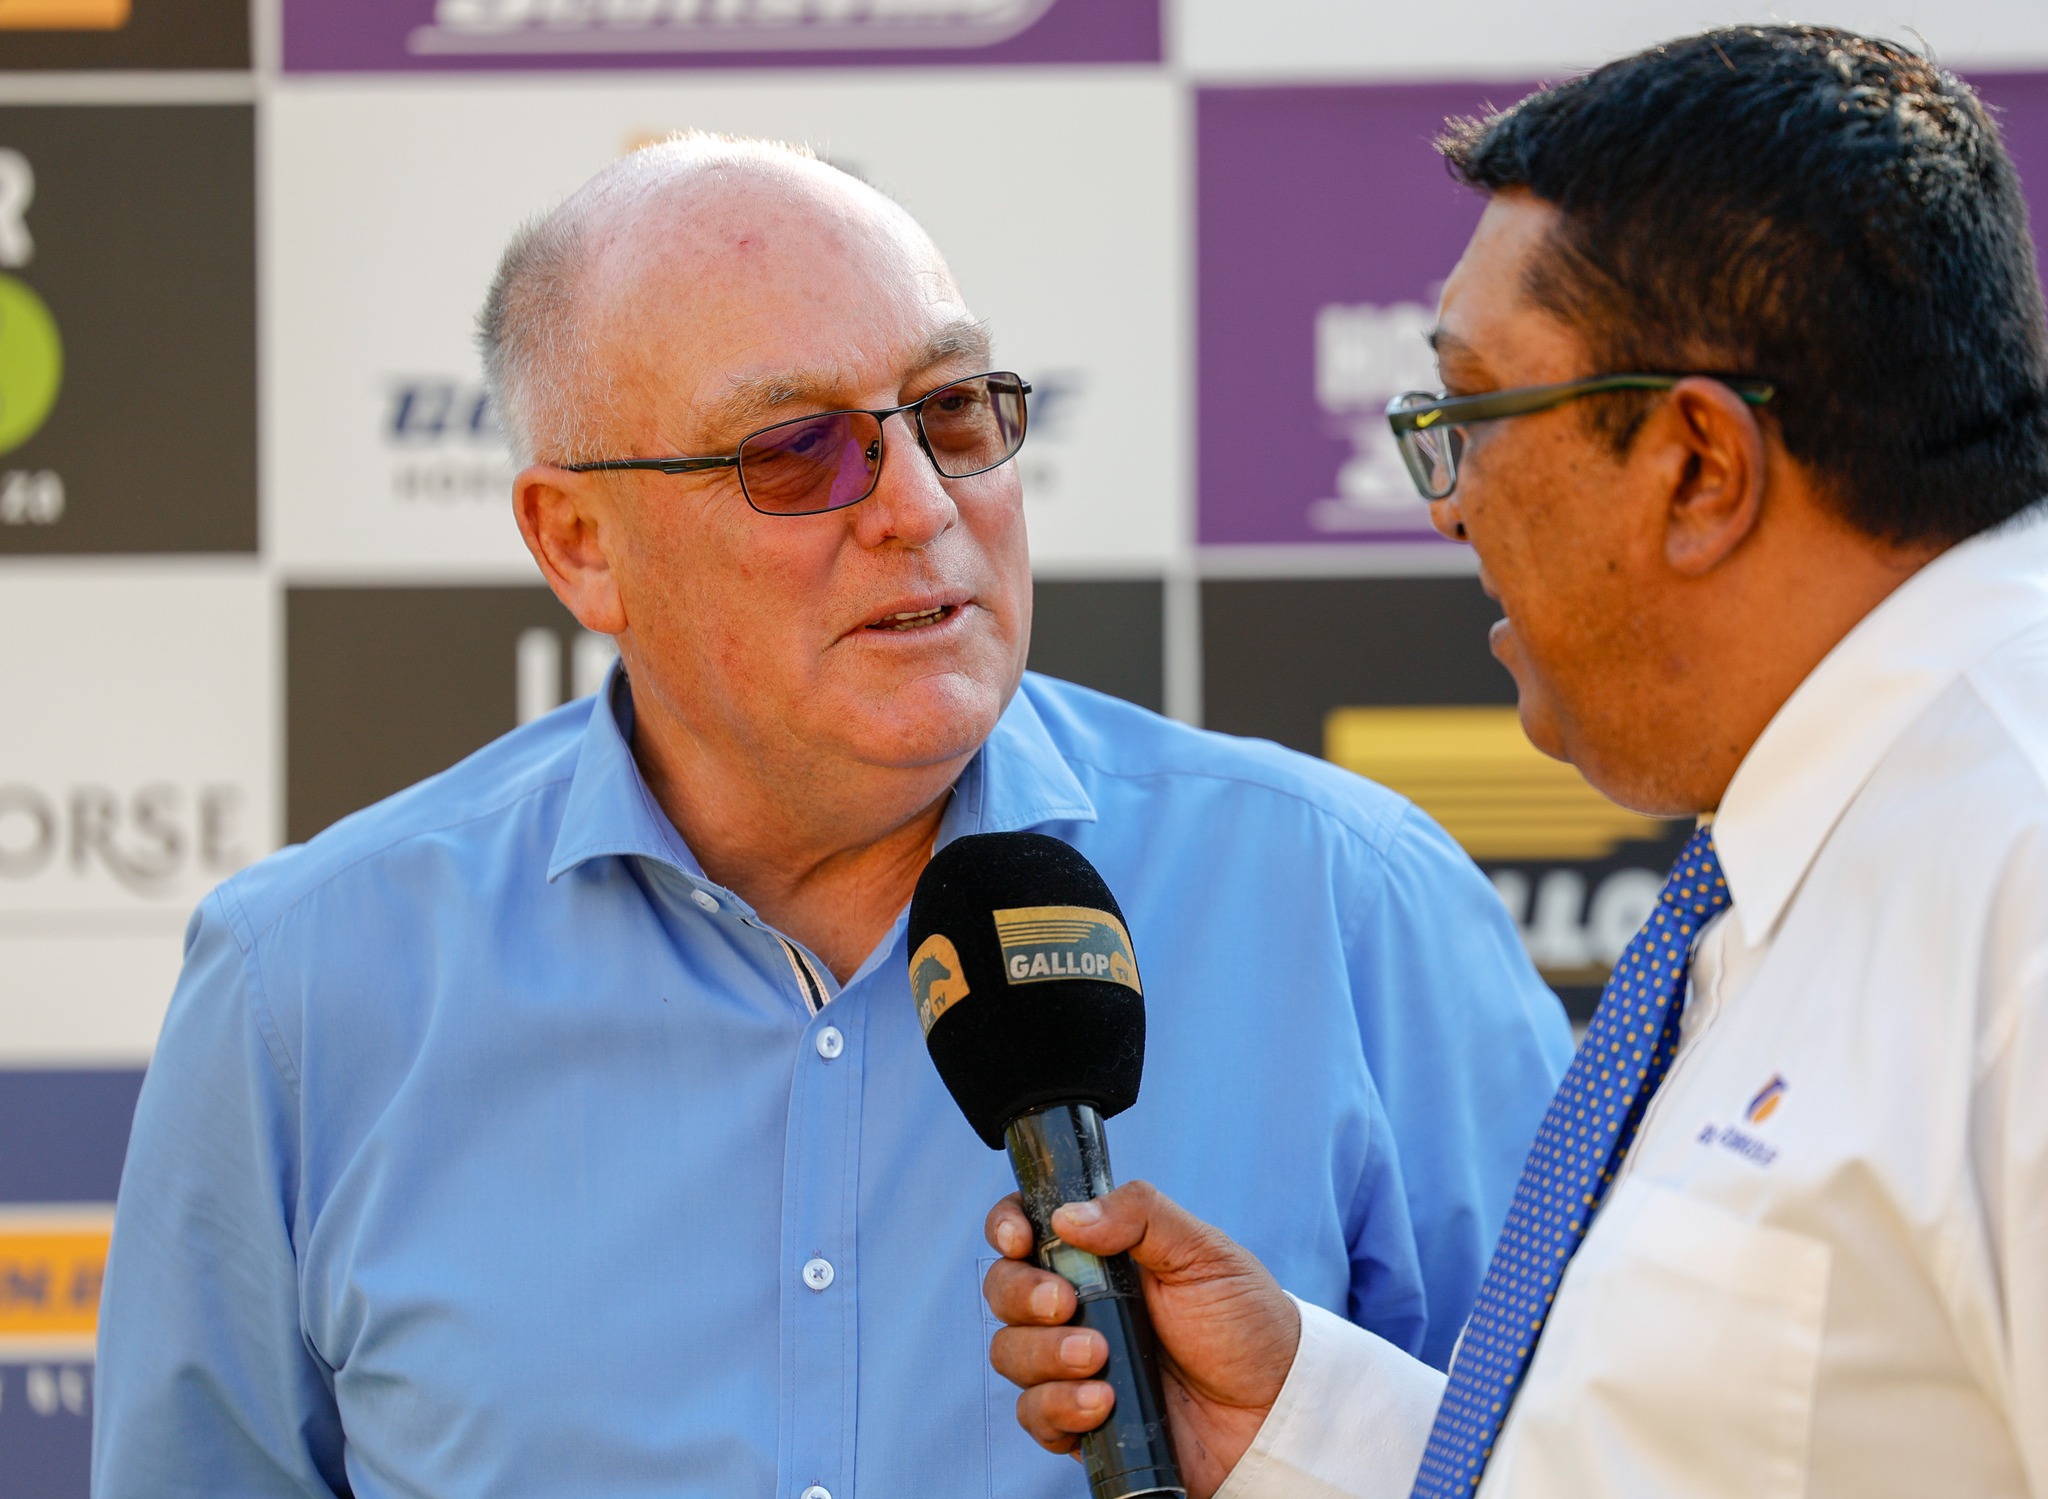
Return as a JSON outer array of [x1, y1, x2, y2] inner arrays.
[[1695, 1076, 1788, 1168], [909, 933, 971, 1035], [991, 905, 1141, 993]]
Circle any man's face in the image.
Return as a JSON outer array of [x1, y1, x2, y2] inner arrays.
[[582, 170, 1031, 780], [1427, 192, 1688, 810]]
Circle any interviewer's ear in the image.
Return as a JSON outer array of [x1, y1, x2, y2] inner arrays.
[[1655, 377, 1768, 576], [513, 464, 629, 635]]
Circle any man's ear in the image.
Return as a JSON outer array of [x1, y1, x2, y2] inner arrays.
[[1658, 377, 1768, 576], [513, 464, 629, 635]]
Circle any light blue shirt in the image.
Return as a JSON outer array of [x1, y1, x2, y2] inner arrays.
[[95, 671, 1570, 1499]]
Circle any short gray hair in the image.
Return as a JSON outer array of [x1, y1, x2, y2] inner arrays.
[[476, 130, 823, 466]]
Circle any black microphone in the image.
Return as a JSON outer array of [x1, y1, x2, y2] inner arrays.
[[908, 831, 1184, 1499]]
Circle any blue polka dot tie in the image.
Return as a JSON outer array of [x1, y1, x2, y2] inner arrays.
[[1410, 825, 1730, 1498]]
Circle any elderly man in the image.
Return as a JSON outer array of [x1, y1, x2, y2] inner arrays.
[[984, 27, 2048, 1499], [92, 135, 1569, 1498]]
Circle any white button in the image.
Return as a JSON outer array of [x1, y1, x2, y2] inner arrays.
[[801, 1257, 835, 1292], [800, 1488, 831, 1499], [814, 1026, 844, 1060], [690, 889, 719, 912]]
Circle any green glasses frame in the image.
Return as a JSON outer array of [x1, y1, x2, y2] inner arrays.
[[1384, 373, 1777, 501]]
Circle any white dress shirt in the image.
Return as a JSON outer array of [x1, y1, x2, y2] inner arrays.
[[1219, 510, 2048, 1499]]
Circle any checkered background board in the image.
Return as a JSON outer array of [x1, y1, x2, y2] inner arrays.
[[3, 1, 2046, 1487]]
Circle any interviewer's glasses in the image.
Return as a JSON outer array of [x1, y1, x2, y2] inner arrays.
[[563, 370, 1031, 517], [1384, 373, 1777, 501]]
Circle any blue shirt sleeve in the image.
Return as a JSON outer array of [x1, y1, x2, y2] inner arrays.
[[1342, 804, 1573, 1371], [93, 891, 348, 1499]]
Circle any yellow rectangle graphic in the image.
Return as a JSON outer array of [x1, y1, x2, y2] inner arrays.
[[0, 0, 129, 28], [1325, 706, 1674, 860], [0, 1210, 112, 1347]]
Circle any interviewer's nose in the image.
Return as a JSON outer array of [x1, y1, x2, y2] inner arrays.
[[852, 412, 956, 548], [1429, 492, 1470, 543]]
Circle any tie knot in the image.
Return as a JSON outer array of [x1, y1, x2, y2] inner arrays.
[[1659, 823, 1731, 934]]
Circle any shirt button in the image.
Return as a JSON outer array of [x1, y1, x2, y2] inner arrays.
[[801, 1257, 835, 1292], [690, 889, 719, 913], [800, 1488, 831, 1499], [814, 1026, 844, 1060]]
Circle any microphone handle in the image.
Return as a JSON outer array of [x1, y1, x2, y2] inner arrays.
[[1004, 1104, 1186, 1499]]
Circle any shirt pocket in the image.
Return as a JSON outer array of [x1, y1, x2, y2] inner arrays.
[[1503, 1180, 1832, 1499]]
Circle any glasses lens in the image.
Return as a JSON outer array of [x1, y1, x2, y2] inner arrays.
[[918, 372, 1028, 479], [1390, 393, 1459, 500], [738, 410, 883, 515]]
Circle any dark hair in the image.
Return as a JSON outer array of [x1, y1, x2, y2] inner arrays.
[[1440, 26, 2048, 546]]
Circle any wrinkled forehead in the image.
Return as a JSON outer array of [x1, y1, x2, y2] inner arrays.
[[580, 165, 977, 431]]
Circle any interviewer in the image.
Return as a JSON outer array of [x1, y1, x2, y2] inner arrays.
[[985, 27, 2048, 1499]]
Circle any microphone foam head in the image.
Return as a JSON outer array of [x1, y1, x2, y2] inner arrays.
[[907, 831, 1145, 1149]]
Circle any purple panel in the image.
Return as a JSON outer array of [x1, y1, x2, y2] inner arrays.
[[1197, 83, 1514, 548], [1971, 72, 2048, 285], [283, 0, 1158, 72]]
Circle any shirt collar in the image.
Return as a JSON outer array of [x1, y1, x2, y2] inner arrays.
[[1715, 506, 2048, 945], [547, 670, 1097, 885], [935, 681, 1098, 847], [547, 666, 704, 883]]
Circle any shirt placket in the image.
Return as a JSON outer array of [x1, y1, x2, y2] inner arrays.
[[770, 934, 865, 1499]]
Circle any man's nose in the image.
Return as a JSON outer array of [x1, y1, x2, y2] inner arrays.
[[1428, 492, 1470, 544], [851, 412, 956, 548]]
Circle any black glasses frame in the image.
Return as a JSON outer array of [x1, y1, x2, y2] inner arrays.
[[1384, 373, 1777, 501], [561, 371, 1032, 518]]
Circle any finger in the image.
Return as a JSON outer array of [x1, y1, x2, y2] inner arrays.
[[984, 1193, 1034, 1260], [1015, 1379, 1117, 1453], [984, 1257, 1076, 1327], [1049, 1180, 1234, 1279], [990, 1324, 1108, 1390]]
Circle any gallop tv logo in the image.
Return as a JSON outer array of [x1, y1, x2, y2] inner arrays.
[[411, 0, 1059, 55], [0, 146, 64, 526], [992, 905, 1141, 992]]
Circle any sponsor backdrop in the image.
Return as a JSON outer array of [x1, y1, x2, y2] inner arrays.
[[2, 0, 2045, 1488]]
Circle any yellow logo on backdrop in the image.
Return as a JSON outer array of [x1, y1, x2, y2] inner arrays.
[[0, 0, 130, 29], [992, 906, 1141, 993], [1325, 706, 1672, 860], [909, 932, 971, 1035], [0, 1206, 113, 1359]]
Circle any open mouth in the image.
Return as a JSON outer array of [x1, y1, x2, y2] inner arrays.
[[865, 604, 957, 633]]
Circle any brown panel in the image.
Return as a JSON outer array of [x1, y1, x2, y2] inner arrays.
[[287, 587, 584, 844], [0, 106, 255, 555], [0, 0, 247, 69]]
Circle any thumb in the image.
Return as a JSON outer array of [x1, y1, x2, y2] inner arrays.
[[1050, 1181, 1244, 1282]]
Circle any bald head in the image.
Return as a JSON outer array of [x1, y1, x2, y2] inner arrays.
[[477, 131, 960, 464]]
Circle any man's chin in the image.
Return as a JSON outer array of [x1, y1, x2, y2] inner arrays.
[[822, 671, 1012, 772], [1491, 620, 1571, 765]]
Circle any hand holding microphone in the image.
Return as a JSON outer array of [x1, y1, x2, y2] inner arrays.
[[983, 1184, 1301, 1499], [907, 832, 1301, 1499]]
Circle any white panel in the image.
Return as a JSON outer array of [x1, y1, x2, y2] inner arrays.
[[0, 561, 277, 1064], [1178, 0, 2048, 80], [264, 71, 1186, 578]]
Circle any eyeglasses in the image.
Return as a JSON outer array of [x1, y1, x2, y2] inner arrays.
[[562, 370, 1031, 518], [1384, 373, 1777, 501]]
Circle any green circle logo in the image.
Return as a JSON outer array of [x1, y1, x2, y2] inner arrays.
[[0, 273, 62, 456]]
